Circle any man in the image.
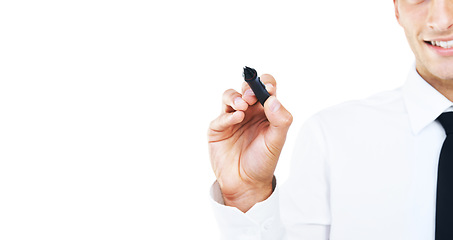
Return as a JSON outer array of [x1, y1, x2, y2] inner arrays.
[[208, 0, 453, 239]]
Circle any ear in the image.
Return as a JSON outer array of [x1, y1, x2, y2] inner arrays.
[[394, 0, 402, 26]]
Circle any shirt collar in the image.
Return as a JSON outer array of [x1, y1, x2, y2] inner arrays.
[[403, 65, 453, 135]]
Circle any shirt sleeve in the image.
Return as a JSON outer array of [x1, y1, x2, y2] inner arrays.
[[210, 115, 331, 240], [210, 180, 285, 240]]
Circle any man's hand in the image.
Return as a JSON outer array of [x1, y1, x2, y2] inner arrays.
[[208, 74, 293, 212]]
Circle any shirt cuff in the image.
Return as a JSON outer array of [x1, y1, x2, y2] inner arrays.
[[209, 177, 285, 239]]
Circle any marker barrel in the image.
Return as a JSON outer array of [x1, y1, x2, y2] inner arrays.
[[246, 76, 270, 106]]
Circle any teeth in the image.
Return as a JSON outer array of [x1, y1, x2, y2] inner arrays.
[[430, 40, 453, 48]]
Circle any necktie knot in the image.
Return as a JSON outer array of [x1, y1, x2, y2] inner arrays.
[[437, 112, 453, 135]]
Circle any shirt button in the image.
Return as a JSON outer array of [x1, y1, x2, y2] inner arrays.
[[262, 218, 274, 231]]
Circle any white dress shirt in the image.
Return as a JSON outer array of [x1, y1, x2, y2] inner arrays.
[[210, 66, 453, 240]]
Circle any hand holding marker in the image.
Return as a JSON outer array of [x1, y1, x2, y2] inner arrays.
[[207, 66, 293, 212]]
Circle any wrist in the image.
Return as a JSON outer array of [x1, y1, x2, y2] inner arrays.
[[222, 177, 276, 213]]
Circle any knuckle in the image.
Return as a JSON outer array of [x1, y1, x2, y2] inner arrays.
[[223, 89, 239, 102], [208, 117, 217, 128], [207, 116, 225, 135], [223, 89, 234, 97], [241, 82, 250, 93], [224, 88, 237, 95], [207, 119, 217, 133], [207, 127, 219, 138], [281, 112, 293, 127], [207, 126, 213, 136]]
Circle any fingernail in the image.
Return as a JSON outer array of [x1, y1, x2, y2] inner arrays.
[[270, 97, 281, 113], [234, 97, 244, 106], [265, 84, 274, 90], [244, 89, 254, 96]]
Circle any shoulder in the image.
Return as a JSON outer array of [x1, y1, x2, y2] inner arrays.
[[316, 87, 404, 119], [320, 88, 403, 117], [306, 87, 407, 132]]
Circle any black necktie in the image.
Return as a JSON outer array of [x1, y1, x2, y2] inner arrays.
[[435, 112, 453, 240]]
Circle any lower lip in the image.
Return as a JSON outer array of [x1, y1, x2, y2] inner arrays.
[[426, 42, 453, 57]]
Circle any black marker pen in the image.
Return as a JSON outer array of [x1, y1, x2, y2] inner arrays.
[[243, 66, 270, 106]]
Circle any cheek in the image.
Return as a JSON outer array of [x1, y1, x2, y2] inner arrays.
[[400, 21, 425, 59], [397, 1, 428, 27], [398, 7, 426, 45], [403, 25, 418, 44], [403, 29, 421, 57]]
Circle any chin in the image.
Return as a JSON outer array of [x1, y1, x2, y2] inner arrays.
[[417, 54, 453, 82], [427, 61, 453, 81]]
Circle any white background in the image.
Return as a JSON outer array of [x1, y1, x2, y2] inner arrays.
[[0, 1, 413, 239]]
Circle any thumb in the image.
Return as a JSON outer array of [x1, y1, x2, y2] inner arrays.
[[263, 96, 293, 153]]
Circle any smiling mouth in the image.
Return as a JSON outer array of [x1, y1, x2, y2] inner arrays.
[[425, 40, 453, 49]]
